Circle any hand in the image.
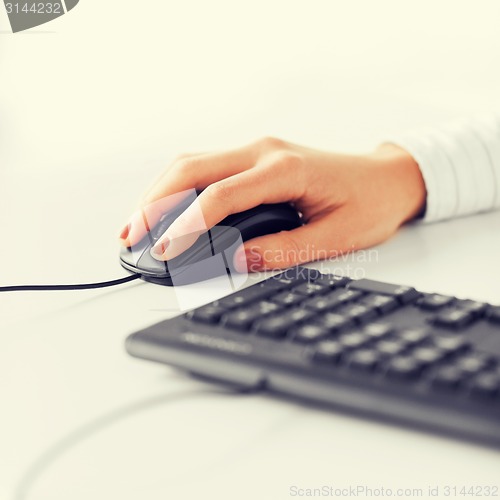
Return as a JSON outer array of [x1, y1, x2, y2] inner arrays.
[[119, 138, 426, 271]]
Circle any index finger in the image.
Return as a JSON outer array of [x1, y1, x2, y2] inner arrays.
[[142, 144, 259, 205], [121, 144, 259, 247]]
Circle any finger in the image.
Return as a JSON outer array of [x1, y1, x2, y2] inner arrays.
[[151, 154, 304, 260], [233, 216, 354, 272], [137, 151, 203, 203], [120, 189, 195, 247], [142, 144, 259, 205], [120, 144, 259, 246]]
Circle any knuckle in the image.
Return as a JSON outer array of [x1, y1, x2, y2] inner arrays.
[[256, 136, 286, 151], [273, 151, 304, 173], [268, 152, 306, 197], [174, 157, 197, 175], [204, 181, 236, 205], [275, 232, 305, 266], [173, 153, 192, 163]]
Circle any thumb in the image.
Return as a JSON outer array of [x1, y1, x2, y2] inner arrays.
[[234, 220, 343, 272]]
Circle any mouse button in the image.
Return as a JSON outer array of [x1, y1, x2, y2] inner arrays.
[[136, 249, 170, 276], [164, 230, 215, 269], [121, 230, 155, 267], [147, 189, 202, 240], [164, 228, 240, 283], [168, 252, 231, 287], [209, 226, 242, 254], [150, 204, 190, 241], [151, 212, 177, 242], [119, 245, 137, 267]]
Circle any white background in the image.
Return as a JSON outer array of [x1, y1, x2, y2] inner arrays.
[[1, 1, 500, 499]]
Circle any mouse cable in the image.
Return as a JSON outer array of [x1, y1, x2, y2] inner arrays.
[[0, 274, 141, 292]]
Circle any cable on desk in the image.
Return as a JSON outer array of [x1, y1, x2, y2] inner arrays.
[[14, 385, 262, 500], [0, 274, 141, 292]]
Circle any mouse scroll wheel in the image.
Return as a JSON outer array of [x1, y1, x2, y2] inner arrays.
[[152, 215, 173, 242]]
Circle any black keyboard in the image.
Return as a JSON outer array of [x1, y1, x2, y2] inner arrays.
[[126, 267, 500, 446]]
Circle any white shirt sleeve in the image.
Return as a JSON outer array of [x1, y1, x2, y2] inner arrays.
[[388, 114, 500, 222]]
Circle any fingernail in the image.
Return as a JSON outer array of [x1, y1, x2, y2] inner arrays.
[[246, 249, 263, 272], [234, 247, 263, 273], [234, 247, 247, 272], [151, 238, 170, 259], [119, 225, 130, 240]]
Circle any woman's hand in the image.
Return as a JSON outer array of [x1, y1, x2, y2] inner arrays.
[[120, 138, 426, 271]]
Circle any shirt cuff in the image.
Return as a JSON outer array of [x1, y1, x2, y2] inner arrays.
[[387, 114, 500, 223]]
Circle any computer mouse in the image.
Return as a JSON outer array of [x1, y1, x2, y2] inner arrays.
[[120, 202, 303, 286]]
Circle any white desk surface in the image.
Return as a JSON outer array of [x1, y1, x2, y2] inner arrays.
[[2, 1, 500, 499]]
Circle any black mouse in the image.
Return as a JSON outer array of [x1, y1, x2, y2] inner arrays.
[[120, 202, 302, 286]]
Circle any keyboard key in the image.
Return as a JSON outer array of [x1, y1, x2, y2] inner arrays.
[[312, 340, 344, 363], [397, 327, 429, 345], [433, 308, 475, 329], [469, 373, 500, 399], [487, 306, 500, 325], [258, 274, 305, 291], [410, 346, 447, 365], [419, 294, 454, 310], [291, 324, 330, 343], [348, 349, 381, 371], [432, 366, 465, 391], [254, 308, 314, 338], [454, 353, 493, 375], [273, 291, 305, 307], [386, 356, 424, 381], [294, 267, 323, 281], [292, 282, 329, 297], [348, 279, 420, 304], [287, 308, 315, 323], [257, 301, 280, 314], [188, 304, 227, 324], [360, 294, 399, 314], [431, 335, 470, 354], [315, 312, 354, 332], [363, 322, 394, 339], [266, 267, 320, 285], [375, 339, 408, 357], [222, 310, 258, 330], [222, 301, 281, 330], [338, 332, 370, 349], [302, 295, 332, 312], [455, 299, 488, 317], [314, 274, 351, 289], [219, 286, 272, 309], [329, 289, 363, 302], [337, 304, 378, 324], [254, 316, 292, 338], [303, 289, 362, 312]]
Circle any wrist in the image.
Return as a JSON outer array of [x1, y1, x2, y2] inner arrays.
[[371, 143, 427, 223]]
